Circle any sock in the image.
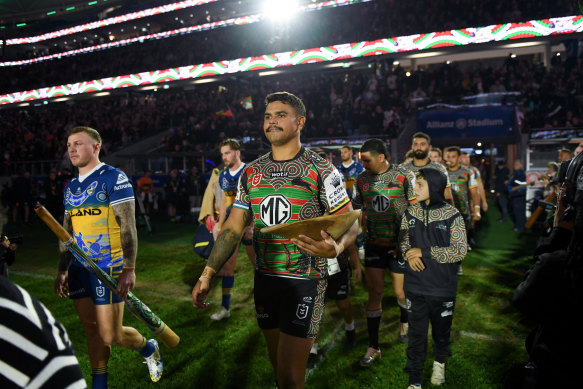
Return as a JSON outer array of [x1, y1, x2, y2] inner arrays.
[[366, 309, 382, 349], [138, 337, 155, 358], [221, 276, 234, 310], [400, 306, 408, 323], [91, 366, 108, 389], [345, 320, 355, 331], [310, 342, 319, 354]]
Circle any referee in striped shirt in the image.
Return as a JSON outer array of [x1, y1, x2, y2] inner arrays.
[[1, 276, 86, 389]]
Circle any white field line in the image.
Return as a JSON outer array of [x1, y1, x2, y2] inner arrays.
[[459, 330, 500, 342], [305, 321, 345, 379]]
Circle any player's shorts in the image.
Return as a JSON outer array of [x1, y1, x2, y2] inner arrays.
[[364, 242, 407, 274], [326, 265, 351, 301], [254, 271, 327, 339], [68, 263, 123, 305]]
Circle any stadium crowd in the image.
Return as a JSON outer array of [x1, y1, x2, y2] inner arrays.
[[0, 0, 576, 94], [3, 52, 583, 173]]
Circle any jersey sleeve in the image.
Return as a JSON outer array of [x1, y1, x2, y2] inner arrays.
[[109, 170, 134, 206], [468, 170, 478, 189], [321, 165, 351, 214], [404, 169, 416, 203], [233, 168, 251, 212], [218, 169, 228, 192], [440, 164, 451, 188]]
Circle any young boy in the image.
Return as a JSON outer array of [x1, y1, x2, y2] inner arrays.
[[399, 168, 467, 388]]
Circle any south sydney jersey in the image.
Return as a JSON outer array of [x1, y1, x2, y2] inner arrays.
[[400, 160, 451, 188], [64, 163, 134, 269], [220, 163, 246, 209], [234, 148, 351, 279], [353, 166, 415, 247], [447, 166, 477, 216]]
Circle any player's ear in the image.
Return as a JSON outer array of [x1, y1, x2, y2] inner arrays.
[[297, 115, 306, 131]]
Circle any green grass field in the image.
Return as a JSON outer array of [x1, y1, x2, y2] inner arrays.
[[6, 203, 536, 388]]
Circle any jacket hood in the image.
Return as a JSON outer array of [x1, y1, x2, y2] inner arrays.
[[420, 168, 447, 208]]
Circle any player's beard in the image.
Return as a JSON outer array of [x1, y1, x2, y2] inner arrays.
[[414, 149, 428, 160]]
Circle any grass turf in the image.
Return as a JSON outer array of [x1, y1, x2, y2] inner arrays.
[[5, 202, 536, 388]]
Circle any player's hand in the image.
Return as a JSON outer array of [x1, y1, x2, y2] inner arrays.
[[405, 248, 425, 272], [212, 223, 221, 240], [481, 200, 488, 212], [291, 230, 342, 258], [192, 278, 211, 308], [352, 264, 362, 284], [54, 271, 69, 298], [116, 267, 135, 300]]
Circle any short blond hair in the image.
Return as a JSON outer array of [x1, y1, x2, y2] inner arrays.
[[69, 126, 102, 144]]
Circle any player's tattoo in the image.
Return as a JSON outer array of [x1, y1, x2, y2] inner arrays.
[[207, 210, 251, 272], [58, 213, 73, 272], [113, 200, 138, 268]]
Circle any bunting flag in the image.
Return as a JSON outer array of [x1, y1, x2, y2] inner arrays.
[[240, 96, 253, 110]]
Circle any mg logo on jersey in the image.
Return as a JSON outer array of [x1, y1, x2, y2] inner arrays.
[[260, 194, 292, 226], [372, 194, 391, 212], [296, 303, 309, 319]]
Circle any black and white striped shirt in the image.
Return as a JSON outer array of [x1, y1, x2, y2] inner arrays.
[[0, 277, 86, 389]]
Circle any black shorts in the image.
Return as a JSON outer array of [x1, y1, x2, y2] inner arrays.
[[364, 242, 406, 274], [326, 265, 351, 301], [254, 271, 327, 339]]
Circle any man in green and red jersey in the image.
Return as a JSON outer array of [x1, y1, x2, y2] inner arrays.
[[353, 138, 416, 367], [192, 91, 359, 389], [400, 132, 453, 206], [444, 146, 480, 275]]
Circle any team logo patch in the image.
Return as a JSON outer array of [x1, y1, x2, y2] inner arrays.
[[296, 303, 309, 319], [259, 194, 292, 226], [251, 173, 263, 187], [372, 194, 391, 212], [116, 174, 129, 184], [303, 296, 313, 303], [96, 286, 105, 298]]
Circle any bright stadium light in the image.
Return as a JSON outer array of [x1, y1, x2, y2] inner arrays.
[[263, 0, 298, 19]]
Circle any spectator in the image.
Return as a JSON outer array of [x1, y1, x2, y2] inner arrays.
[[494, 160, 510, 222], [509, 160, 527, 231]]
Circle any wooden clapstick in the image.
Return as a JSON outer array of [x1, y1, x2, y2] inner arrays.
[[34, 204, 180, 348], [260, 210, 361, 240]]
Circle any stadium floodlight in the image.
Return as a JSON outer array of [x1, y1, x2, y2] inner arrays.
[[263, 0, 298, 20]]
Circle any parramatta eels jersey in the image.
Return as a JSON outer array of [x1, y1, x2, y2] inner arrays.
[[353, 166, 415, 247], [219, 163, 246, 209], [337, 161, 364, 197], [234, 148, 351, 279], [399, 160, 451, 188], [447, 166, 477, 216], [64, 163, 134, 269]]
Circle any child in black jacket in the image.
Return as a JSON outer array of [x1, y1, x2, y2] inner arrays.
[[399, 168, 467, 389]]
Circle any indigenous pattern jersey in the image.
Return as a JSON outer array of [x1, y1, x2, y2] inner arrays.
[[353, 166, 415, 247], [64, 164, 134, 269], [447, 167, 477, 216], [234, 148, 351, 279], [220, 164, 246, 209], [337, 161, 364, 197], [400, 160, 451, 188]]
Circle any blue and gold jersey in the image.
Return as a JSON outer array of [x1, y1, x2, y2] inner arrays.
[[337, 161, 364, 197], [64, 163, 134, 269], [219, 163, 246, 209]]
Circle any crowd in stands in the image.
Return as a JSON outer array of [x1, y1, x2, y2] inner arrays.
[[0, 0, 576, 94], [3, 51, 583, 170]]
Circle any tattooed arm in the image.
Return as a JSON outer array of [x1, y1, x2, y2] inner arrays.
[[192, 207, 251, 308], [55, 213, 73, 298], [113, 200, 138, 299]]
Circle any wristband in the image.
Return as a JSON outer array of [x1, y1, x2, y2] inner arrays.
[[474, 205, 480, 208], [199, 275, 212, 283]]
